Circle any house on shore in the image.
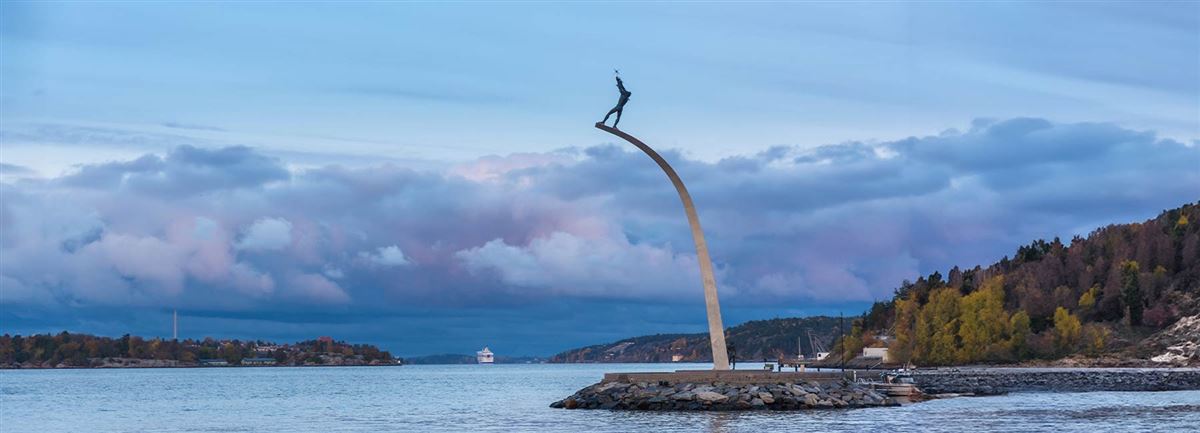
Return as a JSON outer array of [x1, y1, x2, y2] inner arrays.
[[862, 347, 893, 363], [243, 357, 277, 366]]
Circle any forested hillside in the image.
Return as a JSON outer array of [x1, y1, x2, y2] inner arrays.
[[551, 316, 842, 363], [848, 202, 1200, 365], [553, 202, 1200, 367]]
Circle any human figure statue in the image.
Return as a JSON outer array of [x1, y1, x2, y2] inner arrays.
[[600, 72, 632, 128]]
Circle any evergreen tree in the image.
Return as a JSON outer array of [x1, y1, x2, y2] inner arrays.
[[1120, 261, 1143, 326]]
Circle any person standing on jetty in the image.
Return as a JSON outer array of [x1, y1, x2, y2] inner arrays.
[[600, 70, 632, 128]]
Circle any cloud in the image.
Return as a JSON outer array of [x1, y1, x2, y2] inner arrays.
[[449, 152, 574, 182], [0, 163, 34, 175], [0, 118, 1196, 338], [0, 123, 217, 158], [60, 145, 289, 196], [360, 245, 411, 267], [338, 86, 515, 105], [160, 121, 225, 132], [236, 218, 293, 251], [456, 230, 704, 299], [286, 273, 350, 304]]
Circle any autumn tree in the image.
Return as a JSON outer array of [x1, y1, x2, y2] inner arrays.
[[891, 294, 919, 364], [1081, 324, 1110, 356], [220, 342, 244, 364], [841, 319, 865, 362], [1009, 310, 1031, 359], [1052, 307, 1081, 354], [1077, 286, 1099, 315], [127, 336, 145, 358], [917, 287, 961, 365], [957, 276, 1010, 363]]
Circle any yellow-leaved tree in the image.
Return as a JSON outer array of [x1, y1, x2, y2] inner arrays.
[[842, 319, 865, 362], [957, 276, 1009, 363], [892, 294, 919, 364], [1053, 307, 1082, 354], [1081, 323, 1110, 356], [1009, 310, 1031, 359], [917, 287, 961, 365], [1077, 286, 1099, 313]]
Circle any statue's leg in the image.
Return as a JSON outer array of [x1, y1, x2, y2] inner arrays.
[[613, 109, 622, 127], [602, 107, 618, 123]]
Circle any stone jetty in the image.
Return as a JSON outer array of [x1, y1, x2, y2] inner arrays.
[[551, 367, 1200, 411], [912, 367, 1200, 395], [551, 373, 897, 411]]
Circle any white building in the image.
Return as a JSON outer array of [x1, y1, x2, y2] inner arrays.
[[862, 347, 893, 363]]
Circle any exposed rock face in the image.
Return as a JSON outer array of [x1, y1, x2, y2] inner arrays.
[[1148, 315, 1200, 365], [550, 379, 897, 411], [912, 368, 1200, 395]]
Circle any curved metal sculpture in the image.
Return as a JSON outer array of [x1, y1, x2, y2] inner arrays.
[[594, 122, 730, 370]]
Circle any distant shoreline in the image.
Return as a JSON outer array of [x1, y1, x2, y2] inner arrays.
[[1, 364, 402, 370], [1, 333, 399, 369], [2, 357, 400, 370]]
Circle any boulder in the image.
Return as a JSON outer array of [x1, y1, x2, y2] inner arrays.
[[695, 391, 729, 404], [758, 392, 775, 404]]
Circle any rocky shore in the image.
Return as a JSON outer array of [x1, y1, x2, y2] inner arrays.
[[551, 379, 897, 411], [912, 367, 1200, 395]]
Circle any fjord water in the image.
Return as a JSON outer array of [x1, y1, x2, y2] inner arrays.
[[3, 364, 1198, 433]]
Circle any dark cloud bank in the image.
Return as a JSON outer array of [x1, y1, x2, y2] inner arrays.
[[1, 118, 1197, 355]]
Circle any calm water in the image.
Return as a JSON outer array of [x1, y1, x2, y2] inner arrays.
[[2, 363, 1198, 433]]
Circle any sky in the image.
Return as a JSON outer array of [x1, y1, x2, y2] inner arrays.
[[1, 2, 1198, 357]]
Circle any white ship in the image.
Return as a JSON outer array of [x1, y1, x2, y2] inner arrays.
[[476, 347, 494, 364]]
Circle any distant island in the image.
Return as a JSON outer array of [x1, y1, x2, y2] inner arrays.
[[553, 202, 1200, 368], [0, 333, 398, 369]]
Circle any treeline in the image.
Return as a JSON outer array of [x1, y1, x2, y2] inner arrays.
[[845, 202, 1199, 365], [0, 332, 396, 367], [552, 316, 841, 363]]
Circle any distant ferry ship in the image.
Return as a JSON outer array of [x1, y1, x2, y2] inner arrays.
[[476, 347, 494, 364]]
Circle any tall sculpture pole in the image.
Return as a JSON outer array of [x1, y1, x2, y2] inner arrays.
[[594, 122, 731, 371]]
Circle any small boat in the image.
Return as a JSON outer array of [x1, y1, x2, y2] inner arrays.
[[476, 347, 494, 364], [865, 369, 920, 397]]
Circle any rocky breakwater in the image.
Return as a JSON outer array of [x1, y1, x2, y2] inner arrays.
[[551, 379, 897, 411], [912, 367, 1200, 395]]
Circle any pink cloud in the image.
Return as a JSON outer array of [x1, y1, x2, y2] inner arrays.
[[287, 273, 350, 304]]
